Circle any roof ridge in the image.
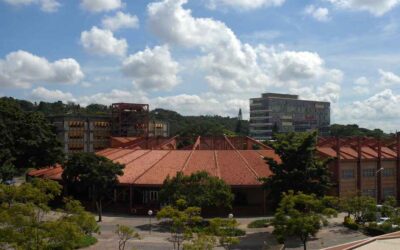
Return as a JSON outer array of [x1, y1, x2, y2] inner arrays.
[[121, 149, 150, 166], [132, 150, 172, 184], [181, 148, 196, 172], [102, 149, 136, 161], [214, 150, 221, 178], [235, 150, 259, 179]]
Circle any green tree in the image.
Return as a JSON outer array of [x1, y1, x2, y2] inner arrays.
[[208, 218, 241, 250], [341, 196, 377, 224], [115, 224, 141, 250], [157, 199, 203, 250], [160, 171, 234, 209], [0, 179, 98, 250], [272, 192, 336, 250], [261, 132, 332, 205], [183, 234, 217, 250], [0, 98, 64, 181], [62, 152, 124, 222]]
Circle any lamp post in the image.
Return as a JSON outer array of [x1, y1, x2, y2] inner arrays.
[[228, 213, 234, 236], [148, 210, 153, 235]]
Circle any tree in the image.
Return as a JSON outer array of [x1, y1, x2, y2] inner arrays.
[[62, 152, 124, 222], [208, 218, 240, 250], [0, 179, 99, 250], [183, 234, 217, 250], [157, 199, 203, 250], [115, 224, 141, 250], [340, 195, 377, 224], [159, 171, 234, 209], [261, 132, 332, 205], [0, 98, 64, 181], [272, 192, 337, 250]]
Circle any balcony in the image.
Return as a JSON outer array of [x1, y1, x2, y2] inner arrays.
[[250, 109, 271, 113], [250, 123, 273, 127]]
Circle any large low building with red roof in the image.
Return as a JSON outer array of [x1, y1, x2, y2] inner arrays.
[[29, 134, 400, 215]]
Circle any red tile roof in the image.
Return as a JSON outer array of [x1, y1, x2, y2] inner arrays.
[[28, 149, 278, 187]]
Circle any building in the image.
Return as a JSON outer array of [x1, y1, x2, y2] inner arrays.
[[250, 93, 330, 140], [317, 136, 400, 202], [28, 136, 277, 216], [49, 103, 169, 154], [48, 115, 111, 153], [323, 231, 400, 250]]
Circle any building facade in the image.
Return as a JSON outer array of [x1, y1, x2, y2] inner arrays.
[[250, 93, 330, 140], [49, 115, 111, 154]]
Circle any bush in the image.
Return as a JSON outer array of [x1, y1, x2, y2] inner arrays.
[[343, 216, 359, 230], [364, 223, 386, 236], [248, 219, 271, 228], [75, 235, 98, 248]]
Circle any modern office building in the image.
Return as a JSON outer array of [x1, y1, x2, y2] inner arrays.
[[249, 93, 330, 140]]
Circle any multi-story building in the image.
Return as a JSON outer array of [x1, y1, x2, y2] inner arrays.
[[49, 115, 169, 154], [49, 115, 111, 154], [249, 93, 330, 140]]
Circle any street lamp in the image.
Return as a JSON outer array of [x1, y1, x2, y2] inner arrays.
[[228, 213, 234, 236], [148, 210, 153, 235]]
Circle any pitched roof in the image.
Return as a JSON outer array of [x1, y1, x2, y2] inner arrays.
[[28, 149, 277, 187]]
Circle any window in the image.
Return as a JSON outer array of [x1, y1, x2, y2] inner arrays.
[[142, 190, 159, 204], [362, 189, 376, 197], [383, 168, 395, 177], [342, 169, 354, 179], [362, 168, 375, 177], [383, 187, 395, 198]]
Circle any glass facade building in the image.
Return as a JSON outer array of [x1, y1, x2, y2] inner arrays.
[[249, 93, 330, 140]]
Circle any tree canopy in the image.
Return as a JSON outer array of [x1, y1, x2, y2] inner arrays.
[[261, 132, 332, 205], [0, 98, 64, 182], [0, 179, 99, 249], [62, 152, 124, 221], [330, 124, 391, 138], [272, 192, 337, 250], [159, 171, 234, 209]]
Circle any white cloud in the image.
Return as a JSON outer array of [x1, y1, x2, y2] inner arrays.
[[206, 0, 285, 10], [353, 86, 370, 95], [290, 82, 341, 104], [326, 0, 400, 16], [379, 69, 400, 86], [340, 89, 400, 131], [0, 50, 84, 88], [122, 45, 180, 91], [80, 26, 127, 57], [31, 87, 76, 102], [304, 5, 330, 22], [2, 0, 60, 12], [355, 76, 369, 85], [80, 0, 122, 12], [102, 11, 139, 31], [79, 89, 148, 106]]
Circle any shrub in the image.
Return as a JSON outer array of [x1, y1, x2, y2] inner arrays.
[[364, 223, 386, 236], [343, 216, 359, 230], [248, 219, 271, 228]]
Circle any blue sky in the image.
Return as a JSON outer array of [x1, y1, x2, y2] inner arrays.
[[1, 0, 400, 132]]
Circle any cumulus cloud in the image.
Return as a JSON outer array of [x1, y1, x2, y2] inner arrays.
[[122, 45, 180, 91], [304, 5, 330, 22], [355, 76, 369, 85], [31, 87, 76, 102], [379, 69, 400, 86], [2, 0, 61, 12], [326, 0, 400, 16], [340, 89, 400, 131], [206, 0, 285, 10], [102, 11, 139, 31], [80, 0, 122, 12], [0, 50, 84, 88], [79, 89, 148, 106], [80, 26, 127, 57], [148, 0, 342, 98]]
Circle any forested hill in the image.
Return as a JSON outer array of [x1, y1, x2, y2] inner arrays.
[[0, 97, 248, 136], [330, 124, 392, 138]]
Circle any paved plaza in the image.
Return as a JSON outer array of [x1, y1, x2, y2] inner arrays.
[[83, 213, 368, 250]]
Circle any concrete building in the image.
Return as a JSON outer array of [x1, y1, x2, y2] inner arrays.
[[48, 115, 111, 153], [148, 120, 169, 137], [250, 93, 330, 140]]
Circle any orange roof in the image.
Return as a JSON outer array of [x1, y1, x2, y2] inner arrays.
[[28, 149, 278, 187]]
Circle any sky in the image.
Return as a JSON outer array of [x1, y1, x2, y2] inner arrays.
[[1, 0, 400, 132]]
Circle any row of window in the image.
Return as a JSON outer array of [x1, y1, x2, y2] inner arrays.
[[342, 168, 396, 179], [361, 187, 395, 198]]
